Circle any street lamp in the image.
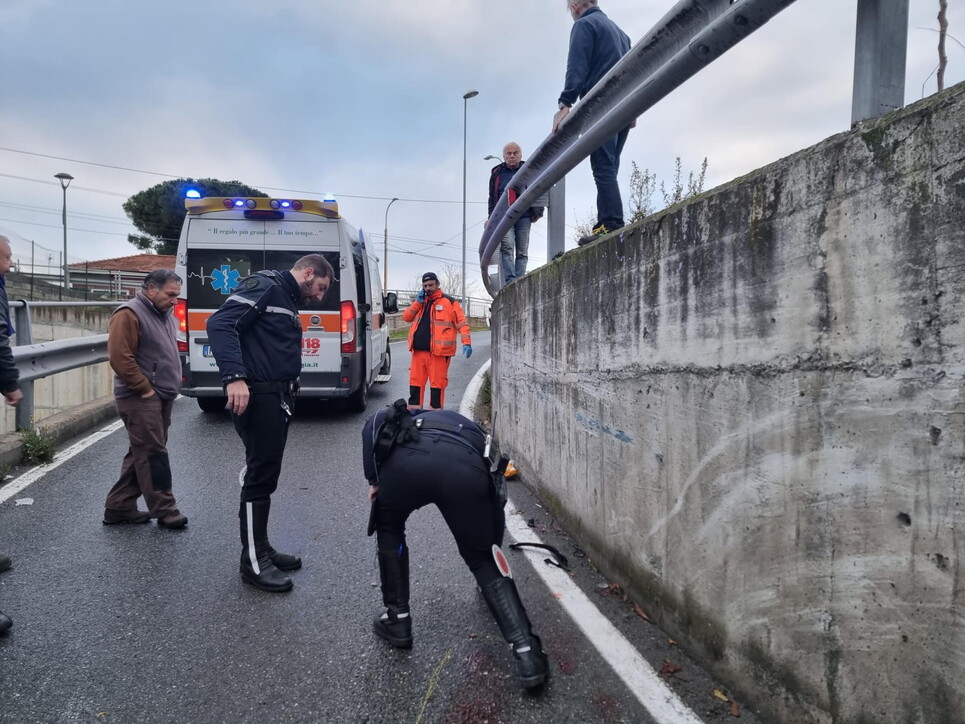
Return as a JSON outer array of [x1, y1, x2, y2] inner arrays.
[[462, 89, 478, 309], [54, 172, 74, 296], [383, 197, 398, 291]]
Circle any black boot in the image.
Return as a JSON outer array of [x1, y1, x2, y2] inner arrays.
[[0, 609, 11, 634], [481, 577, 549, 689], [408, 385, 421, 407], [374, 546, 412, 648], [239, 500, 293, 593]]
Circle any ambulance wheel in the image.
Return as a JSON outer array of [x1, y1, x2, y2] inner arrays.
[[347, 380, 369, 412], [379, 347, 391, 376], [197, 396, 228, 413]]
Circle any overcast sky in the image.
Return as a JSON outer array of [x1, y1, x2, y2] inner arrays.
[[1, 0, 961, 296]]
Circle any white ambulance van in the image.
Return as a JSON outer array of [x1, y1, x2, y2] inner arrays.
[[172, 195, 398, 413]]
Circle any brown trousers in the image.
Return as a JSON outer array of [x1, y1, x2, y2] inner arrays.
[[105, 395, 180, 518]]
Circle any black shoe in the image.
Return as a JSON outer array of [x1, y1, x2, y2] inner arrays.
[[240, 552, 293, 592], [0, 610, 11, 634], [103, 509, 152, 525], [373, 609, 412, 648], [512, 634, 549, 689], [267, 545, 302, 572], [577, 223, 617, 246], [0, 553, 10, 573], [157, 513, 188, 529]]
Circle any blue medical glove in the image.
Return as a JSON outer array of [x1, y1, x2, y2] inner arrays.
[[463, 344, 472, 359], [417, 289, 426, 303]]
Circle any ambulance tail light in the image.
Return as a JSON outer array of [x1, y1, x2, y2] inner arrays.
[[340, 300, 357, 353], [174, 299, 189, 353]]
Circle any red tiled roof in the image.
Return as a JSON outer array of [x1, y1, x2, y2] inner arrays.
[[68, 254, 176, 272]]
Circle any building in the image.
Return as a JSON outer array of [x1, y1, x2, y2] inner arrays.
[[68, 254, 176, 299]]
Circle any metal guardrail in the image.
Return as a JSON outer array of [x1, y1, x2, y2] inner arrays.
[[479, 0, 910, 296], [9, 300, 117, 431]]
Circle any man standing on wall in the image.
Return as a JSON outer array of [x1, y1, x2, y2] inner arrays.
[[404, 272, 471, 410], [104, 269, 188, 531], [488, 142, 544, 285], [0, 235, 22, 635], [553, 0, 632, 246], [206, 254, 333, 593]]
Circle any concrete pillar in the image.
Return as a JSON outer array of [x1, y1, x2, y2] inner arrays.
[[851, 0, 910, 125], [547, 178, 566, 262]]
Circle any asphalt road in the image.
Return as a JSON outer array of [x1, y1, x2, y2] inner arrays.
[[0, 332, 762, 723]]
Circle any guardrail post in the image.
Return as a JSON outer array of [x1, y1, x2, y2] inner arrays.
[[547, 178, 566, 262], [13, 300, 34, 431], [851, 0, 909, 125]]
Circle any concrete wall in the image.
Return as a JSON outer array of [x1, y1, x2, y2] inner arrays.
[[491, 82, 965, 723], [0, 304, 113, 436]]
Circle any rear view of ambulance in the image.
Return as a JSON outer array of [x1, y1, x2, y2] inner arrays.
[[173, 195, 397, 412]]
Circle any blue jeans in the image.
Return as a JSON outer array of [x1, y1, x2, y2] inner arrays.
[[500, 216, 532, 283], [590, 127, 630, 231]]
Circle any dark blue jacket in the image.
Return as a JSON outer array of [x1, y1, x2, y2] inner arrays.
[[559, 6, 631, 108], [0, 276, 18, 395], [362, 407, 487, 483], [488, 161, 544, 220], [206, 270, 303, 384]]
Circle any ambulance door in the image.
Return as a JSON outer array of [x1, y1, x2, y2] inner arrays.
[[182, 215, 268, 388], [356, 230, 381, 383]]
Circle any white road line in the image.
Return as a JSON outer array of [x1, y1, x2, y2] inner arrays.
[[0, 419, 125, 506], [460, 362, 704, 724]]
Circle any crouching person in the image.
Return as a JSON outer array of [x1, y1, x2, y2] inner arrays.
[[362, 400, 549, 689]]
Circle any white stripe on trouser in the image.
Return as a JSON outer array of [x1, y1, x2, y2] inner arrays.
[[245, 502, 260, 575]]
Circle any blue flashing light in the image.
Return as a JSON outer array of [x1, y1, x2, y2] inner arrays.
[[281, 200, 291, 208], [323, 194, 336, 203], [234, 199, 244, 207], [185, 189, 202, 199], [270, 199, 280, 209]]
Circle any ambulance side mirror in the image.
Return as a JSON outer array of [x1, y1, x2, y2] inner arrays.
[[384, 292, 399, 314]]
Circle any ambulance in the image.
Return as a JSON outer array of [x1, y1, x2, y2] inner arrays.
[[172, 195, 398, 412]]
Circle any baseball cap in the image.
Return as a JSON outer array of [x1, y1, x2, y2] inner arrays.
[[421, 272, 439, 283]]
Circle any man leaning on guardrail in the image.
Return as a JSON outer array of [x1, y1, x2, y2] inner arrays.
[[0, 234, 22, 635]]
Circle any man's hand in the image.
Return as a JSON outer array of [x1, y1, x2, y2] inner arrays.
[[368, 485, 379, 502], [4, 389, 23, 407], [463, 344, 472, 359], [140, 389, 156, 399], [553, 106, 570, 133], [226, 379, 250, 415], [417, 289, 426, 303]]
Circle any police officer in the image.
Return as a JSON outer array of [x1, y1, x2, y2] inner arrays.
[[207, 254, 334, 593], [362, 400, 549, 689]]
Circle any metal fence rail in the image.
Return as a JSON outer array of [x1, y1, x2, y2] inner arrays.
[[9, 301, 116, 431], [479, 0, 910, 296]]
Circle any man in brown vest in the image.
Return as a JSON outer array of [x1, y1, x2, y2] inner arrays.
[[103, 269, 187, 529]]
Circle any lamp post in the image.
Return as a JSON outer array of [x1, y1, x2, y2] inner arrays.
[[461, 90, 478, 309], [383, 197, 398, 291], [54, 172, 74, 298]]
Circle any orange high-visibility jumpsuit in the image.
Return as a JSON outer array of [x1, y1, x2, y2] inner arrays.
[[403, 291, 471, 409]]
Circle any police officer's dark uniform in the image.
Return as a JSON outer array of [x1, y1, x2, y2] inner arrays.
[[362, 401, 549, 689], [207, 269, 307, 593]]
